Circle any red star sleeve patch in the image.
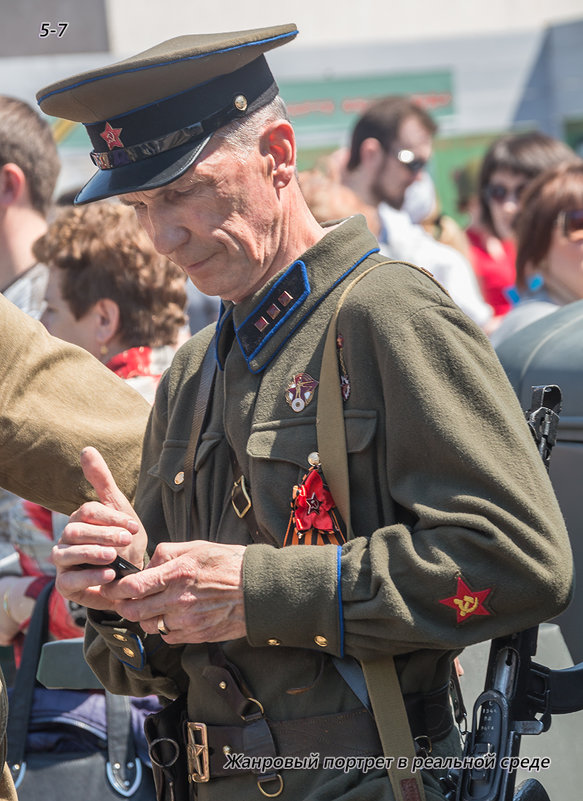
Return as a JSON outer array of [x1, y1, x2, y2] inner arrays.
[[439, 576, 492, 624]]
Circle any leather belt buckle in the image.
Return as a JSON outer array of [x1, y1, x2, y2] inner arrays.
[[186, 722, 210, 783], [231, 475, 252, 518]]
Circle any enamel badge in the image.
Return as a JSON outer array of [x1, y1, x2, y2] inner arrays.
[[285, 373, 318, 413], [100, 122, 124, 150], [439, 576, 492, 624]]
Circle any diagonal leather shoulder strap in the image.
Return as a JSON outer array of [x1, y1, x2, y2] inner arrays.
[[317, 259, 426, 801], [183, 338, 217, 539]]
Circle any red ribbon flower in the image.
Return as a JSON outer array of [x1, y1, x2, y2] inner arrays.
[[293, 468, 335, 532]]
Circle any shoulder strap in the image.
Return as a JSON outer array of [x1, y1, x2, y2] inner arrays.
[[318, 261, 395, 532], [183, 337, 217, 538], [317, 259, 427, 801], [6, 581, 54, 774]]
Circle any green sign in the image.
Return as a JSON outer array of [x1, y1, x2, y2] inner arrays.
[[279, 70, 453, 148]]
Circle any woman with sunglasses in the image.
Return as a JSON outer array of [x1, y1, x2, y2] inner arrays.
[[490, 161, 583, 347], [466, 132, 576, 321]]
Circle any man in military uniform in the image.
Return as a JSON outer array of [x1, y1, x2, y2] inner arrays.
[[44, 25, 573, 801]]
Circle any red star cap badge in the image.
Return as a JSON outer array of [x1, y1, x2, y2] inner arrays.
[[100, 122, 124, 150], [439, 576, 492, 624]]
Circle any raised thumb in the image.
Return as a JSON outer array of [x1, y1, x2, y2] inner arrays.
[[80, 446, 133, 513]]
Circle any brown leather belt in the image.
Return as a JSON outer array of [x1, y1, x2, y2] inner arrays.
[[197, 707, 382, 779], [185, 683, 453, 782]]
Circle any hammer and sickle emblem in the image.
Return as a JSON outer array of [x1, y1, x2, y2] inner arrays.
[[454, 595, 479, 617]]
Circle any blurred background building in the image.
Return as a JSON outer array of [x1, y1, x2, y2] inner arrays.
[[1, 0, 582, 221]]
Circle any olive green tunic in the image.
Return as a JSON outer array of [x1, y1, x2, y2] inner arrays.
[[85, 216, 573, 800]]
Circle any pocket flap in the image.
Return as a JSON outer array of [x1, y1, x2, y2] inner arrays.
[[147, 439, 188, 493], [247, 410, 377, 467]]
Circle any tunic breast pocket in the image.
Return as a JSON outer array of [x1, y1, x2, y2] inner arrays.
[[246, 412, 377, 546], [148, 432, 228, 541]]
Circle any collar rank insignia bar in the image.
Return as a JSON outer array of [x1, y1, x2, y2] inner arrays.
[[285, 372, 318, 413], [439, 576, 492, 624]]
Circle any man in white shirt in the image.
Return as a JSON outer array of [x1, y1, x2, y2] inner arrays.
[[342, 96, 492, 328]]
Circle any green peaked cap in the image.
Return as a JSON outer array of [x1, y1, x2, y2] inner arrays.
[[37, 24, 298, 204]]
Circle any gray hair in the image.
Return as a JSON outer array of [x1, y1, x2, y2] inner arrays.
[[214, 95, 290, 163]]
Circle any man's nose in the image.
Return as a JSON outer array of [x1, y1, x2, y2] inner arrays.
[[146, 210, 189, 257]]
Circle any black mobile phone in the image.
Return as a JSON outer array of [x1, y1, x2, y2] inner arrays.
[[106, 556, 142, 578], [80, 556, 141, 578]]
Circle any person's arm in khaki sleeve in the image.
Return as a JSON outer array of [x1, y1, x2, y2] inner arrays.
[[0, 294, 150, 513]]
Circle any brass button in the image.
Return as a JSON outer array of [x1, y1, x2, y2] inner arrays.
[[234, 94, 248, 111], [219, 681, 227, 690], [223, 745, 232, 756], [122, 647, 135, 658], [174, 471, 185, 485], [314, 635, 328, 647], [113, 633, 126, 642], [266, 638, 281, 646]]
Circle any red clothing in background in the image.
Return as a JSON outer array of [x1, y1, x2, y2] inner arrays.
[[467, 228, 516, 317]]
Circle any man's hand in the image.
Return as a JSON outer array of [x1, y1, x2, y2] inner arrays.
[[101, 540, 247, 643], [54, 446, 247, 642], [53, 446, 147, 612]]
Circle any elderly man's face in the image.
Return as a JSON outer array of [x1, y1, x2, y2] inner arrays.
[[121, 137, 280, 303], [371, 114, 433, 210]]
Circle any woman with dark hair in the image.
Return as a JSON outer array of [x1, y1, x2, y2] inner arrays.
[[490, 161, 583, 347], [465, 131, 577, 319]]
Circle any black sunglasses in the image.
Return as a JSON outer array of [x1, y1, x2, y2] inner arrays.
[[485, 182, 526, 203], [558, 209, 583, 241], [394, 149, 427, 174]]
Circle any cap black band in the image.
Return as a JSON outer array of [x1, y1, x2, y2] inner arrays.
[[85, 55, 275, 170], [90, 98, 241, 170]]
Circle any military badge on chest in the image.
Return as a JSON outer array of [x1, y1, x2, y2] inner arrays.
[[283, 452, 347, 546], [285, 372, 318, 413]]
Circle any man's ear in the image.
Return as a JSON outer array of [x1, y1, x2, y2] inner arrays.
[[359, 137, 385, 171], [261, 121, 296, 190], [93, 298, 121, 346], [0, 163, 27, 207]]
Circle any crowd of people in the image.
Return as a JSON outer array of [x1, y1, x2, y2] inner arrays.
[[0, 20, 579, 801], [300, 101, 582, 344]]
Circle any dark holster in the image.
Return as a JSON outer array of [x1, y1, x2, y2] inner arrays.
[[144, 696, 190, 801]]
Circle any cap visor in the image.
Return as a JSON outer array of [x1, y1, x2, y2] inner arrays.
[[75, 134, 212, 204]]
